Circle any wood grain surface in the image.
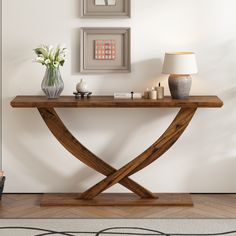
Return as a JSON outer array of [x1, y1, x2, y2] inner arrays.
[[11, 96, 223, 108], [10, 95, 223, 206], [1, 194, 236, 218], [40, 193, 193, 207], [80, 108, 196, 200], [38, 108, 156, 199]]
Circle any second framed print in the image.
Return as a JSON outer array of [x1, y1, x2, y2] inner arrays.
[[80, 0, 131, 18], [80, 28, 131, 73]]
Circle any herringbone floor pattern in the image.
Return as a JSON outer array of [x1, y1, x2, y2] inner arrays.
[[0, 194, 236, 218]]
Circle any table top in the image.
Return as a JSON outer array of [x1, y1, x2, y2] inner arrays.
[[11, 96, 223, 108]]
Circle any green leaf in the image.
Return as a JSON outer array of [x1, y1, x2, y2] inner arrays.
[[55, 47, 60, 61], [60, 60, 65, 66], [34, 48, 48, 58]]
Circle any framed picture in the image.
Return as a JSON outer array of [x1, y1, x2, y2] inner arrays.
[[80, 28, 131, 73], [80, 0, 131, 18]]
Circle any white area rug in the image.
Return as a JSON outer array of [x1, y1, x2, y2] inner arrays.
[[0, 219, 236, 236]]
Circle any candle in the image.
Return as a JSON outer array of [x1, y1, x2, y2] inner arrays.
[[155, 83, 164, 99], [143, 88, 149, 99], [149, 87, 157, 100]]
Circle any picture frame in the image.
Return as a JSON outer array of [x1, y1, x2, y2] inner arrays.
[[80, 0, 131, 18], [80, 27, 131, 73]]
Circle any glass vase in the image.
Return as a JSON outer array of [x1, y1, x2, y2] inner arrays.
[[41, 67, 64, 99]]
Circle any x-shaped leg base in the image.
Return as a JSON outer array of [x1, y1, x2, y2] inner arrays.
[[39, 107, 196, 206]]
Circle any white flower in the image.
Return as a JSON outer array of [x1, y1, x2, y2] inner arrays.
[[53, 61, 59, 68], [45, 59, 51, 65], [36, 56, 43, 61], [34, 44, 67, 68], [58, 54, 65, 62]]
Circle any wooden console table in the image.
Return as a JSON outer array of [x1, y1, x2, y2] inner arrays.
[[11, 96, 223, 207]]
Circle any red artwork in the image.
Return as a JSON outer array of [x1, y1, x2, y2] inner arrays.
[[95, 40, 116, 60]]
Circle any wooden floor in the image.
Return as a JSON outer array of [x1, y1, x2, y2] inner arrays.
[[0, 194, 236, 219]]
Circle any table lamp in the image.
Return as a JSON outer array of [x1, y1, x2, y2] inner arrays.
[[162, 52, 198, 99]]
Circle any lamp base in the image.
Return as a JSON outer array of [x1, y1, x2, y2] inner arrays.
[[168, 75, 192, 99]]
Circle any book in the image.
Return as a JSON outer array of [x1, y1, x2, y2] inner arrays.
[[114, 93, 142, 99]]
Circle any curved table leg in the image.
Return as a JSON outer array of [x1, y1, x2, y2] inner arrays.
[[80, 108, 197, 200], [38, 108, 156, 199]]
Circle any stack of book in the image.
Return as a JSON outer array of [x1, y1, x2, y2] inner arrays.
[[114, 93, 142, 99], [0, 171, 5, 200]]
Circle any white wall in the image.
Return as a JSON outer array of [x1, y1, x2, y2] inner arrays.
[[2, 0, 236, 193]]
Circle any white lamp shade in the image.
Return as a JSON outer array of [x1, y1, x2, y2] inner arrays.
[[162, 52, 198, 75]]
